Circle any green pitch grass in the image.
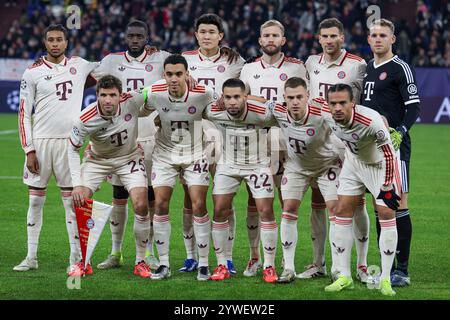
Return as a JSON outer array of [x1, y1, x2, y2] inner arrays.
[[0, 113, 448, 300]]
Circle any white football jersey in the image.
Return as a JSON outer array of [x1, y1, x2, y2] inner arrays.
[[240, 53, 307, 102], [306, 49, 366, 102], [147, 80, 215, 158], [182, 49, 245, 94], [205, 99, 275, 169], [271, 102, 339, 175], [321, 103, 396, 186], [18, 56, 99, 154], [70, 91, 148, 158], [91, 50, 171, 141]]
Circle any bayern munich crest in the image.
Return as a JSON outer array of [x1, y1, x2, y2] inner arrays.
[[217, 65, 225, 73], [145, 64, 153, 72], [379, 72, 387, 80], [86, 218, 95, 229], [337, 71, 346, 79], [70, 67, 77, 75], [24, 172, 28, 179], [279, 73, 288, 81], [188, 106, 197, 114], [151, 172, 156, 180], [281, 176, 288, 185], [125, 113, 132, 121], [307, 128, 315, 136], [352, 133, 360, 140]]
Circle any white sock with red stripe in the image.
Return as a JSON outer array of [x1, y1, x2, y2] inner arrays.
[[280, 212, 298, 272], [134, 214, 150, 263], [26, 189, 46, 260], [329, 215, 339, 274], [193, 214, 211, 267], [225, 207, 236, 261], [334, 217, 353, 277], [379, 218, 398, 280], [311, 202, 327, 267], [212, 220, 229, 266], [61, 190, 80, 265], [182, 208, 196, 260], [246, 206, 260, 259], [110, 199, 128, 255], [260, 220, 278, 268], [153, 214, 171, 267], [353, 199, 369, 268]]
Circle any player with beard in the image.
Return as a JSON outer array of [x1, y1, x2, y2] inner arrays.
[[239, 20, 306, 277], [302, 18, 369, 282], [15, 24, 98, 273]]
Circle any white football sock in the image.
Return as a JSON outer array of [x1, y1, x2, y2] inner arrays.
[[182, 208, 196, 260], [311, 203, 327, 267], [61, 191, 80, 264], [212, 220, 229, 266], [146, 206, 155, 256], [334, 217, 353, 277], [280, 212, 298, 272], [134, 214, 150, 263], [379, 218, 398, 280], [260, 220, 278, 269], [225, 207, 236, 261], [153, 214, 171, 267], [26, 189, 46, 260], [110, 198, 128, 255], [329, 215, 339, 274], [246, 206, 260, 259], [193, 214, 211, 267], [353, 199, 369, 268]]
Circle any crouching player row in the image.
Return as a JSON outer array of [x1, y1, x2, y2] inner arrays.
[[260, 78, 400, 296]]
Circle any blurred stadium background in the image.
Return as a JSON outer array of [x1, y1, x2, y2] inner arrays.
[[0, 0, 448, 123]]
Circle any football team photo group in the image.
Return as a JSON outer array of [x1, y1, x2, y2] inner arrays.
[[1, 0, 449, 303]]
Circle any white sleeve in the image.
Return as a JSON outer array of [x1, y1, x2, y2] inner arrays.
[[68, 119, 86, 187], [353, 61, 367, 103], [18, 70, 36, 154], [89, 56, 110, 81]]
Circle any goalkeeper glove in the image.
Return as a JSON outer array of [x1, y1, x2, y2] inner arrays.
[[389, 128, 402, 151], [377, 184, 401, 211], [389, 125, 407, 151]]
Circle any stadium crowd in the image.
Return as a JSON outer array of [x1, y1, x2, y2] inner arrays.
[[1, 0, 448, 67]]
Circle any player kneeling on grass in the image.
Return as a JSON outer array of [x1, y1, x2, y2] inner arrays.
[[68, 75, 154, 278], [322, 84, 400, 296], [205, 79, 278, 283], [268, 77, 341, 284]]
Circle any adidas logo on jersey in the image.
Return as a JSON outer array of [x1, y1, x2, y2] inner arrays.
[[190, 66, 197, 71], [253, 74, 260, 79], [314, 70, 320, 75], [45, 75, 52, 81], [162, 107, 170, 112], [118, 66, 126, 71]]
